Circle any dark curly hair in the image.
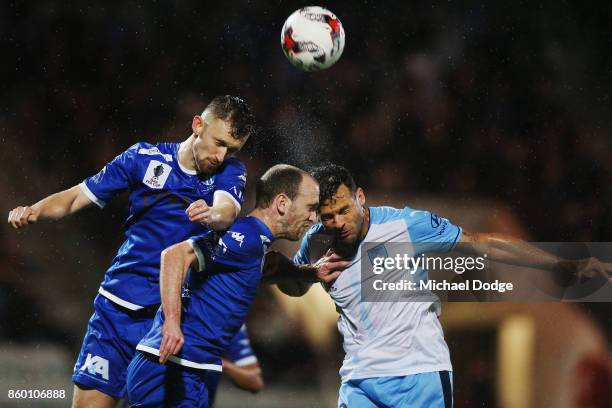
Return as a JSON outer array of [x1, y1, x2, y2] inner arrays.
[[204, 95, 256, 140], [310, 163, 357, 203]]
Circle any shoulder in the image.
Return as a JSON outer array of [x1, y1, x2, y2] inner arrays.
[[369, 206, 409, 225], [223, 217, 268, 258], [370, 205, 439, 225], [302, 224, 326, 242], [218, 157, 247, 175], [129, 142, 175, 162]]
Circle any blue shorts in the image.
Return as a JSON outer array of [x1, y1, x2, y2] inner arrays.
[[338, 371, 453, 408], [72, 294, 157, 398], [127, 351, 221, 408]]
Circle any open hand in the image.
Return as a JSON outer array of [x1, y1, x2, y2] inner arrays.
[[313, 249, 351, 283], [158, 319, 184, 364], [574, 257, 612, 283], [186, 200, 216, 226]]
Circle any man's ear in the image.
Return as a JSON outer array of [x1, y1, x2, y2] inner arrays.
[[356, 187, 366, 207], [273, 193, 291, 216], [192, 115, 204, 136]]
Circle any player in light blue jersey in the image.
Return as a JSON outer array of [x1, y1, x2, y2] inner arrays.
[[265, 164, 612, 408], [7, 95, 256, 408], [126, 164, 348, 407]]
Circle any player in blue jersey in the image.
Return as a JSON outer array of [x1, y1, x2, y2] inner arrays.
[[7, 95, 256, 408], [126, 164, 349, 407], [210, 324, 264, 405], [264, 164, 612, 408]]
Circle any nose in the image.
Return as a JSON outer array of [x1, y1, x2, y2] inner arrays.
[[216, 147, 228, 163], [334, 214, 344, 228], [308, 210, 317, 224]]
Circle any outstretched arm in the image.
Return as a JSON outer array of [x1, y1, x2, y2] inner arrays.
[[222, 359, 264, 393], [262, 250, 350, 297], [158, 241, 198, 364], [8, 185, 94, 229], [459, 230, 612, 281]]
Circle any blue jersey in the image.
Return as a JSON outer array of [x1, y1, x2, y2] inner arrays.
[[225, 324, 257, 366], [136, 216, 273, 371], [79, 142, 246, 309]]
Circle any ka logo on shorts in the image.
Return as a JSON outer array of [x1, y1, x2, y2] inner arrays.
[[143, 160, 172, 189], [81, 353, 109, 381]]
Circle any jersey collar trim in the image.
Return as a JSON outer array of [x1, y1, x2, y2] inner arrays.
[[176, 142, 198, 175]]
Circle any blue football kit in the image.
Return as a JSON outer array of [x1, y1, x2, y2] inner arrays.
[[294, 206, 460, 408], [208, 324, 258, 405], [72, 142, 246, 398], [127, 216, 273, 407], [224, 324, 258, 367]]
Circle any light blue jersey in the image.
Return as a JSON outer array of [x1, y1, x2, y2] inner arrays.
[[294, 206, 462, 382]]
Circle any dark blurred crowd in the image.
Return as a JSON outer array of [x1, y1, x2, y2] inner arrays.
[[1, 0, 611, 383], [3, 0, 611, 241]]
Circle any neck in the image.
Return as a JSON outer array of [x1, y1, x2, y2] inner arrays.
[[178, 136, 197, 172], [359, 207, 371, 241], [248, 208, 278, 238]]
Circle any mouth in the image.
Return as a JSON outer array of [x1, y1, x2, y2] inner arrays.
[[339, 229, 352, 239]]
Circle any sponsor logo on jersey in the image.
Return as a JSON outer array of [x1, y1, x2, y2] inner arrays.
[[81, 353, 109, 381], [143, 160, 172, 189], [230, 231, 245, 247], [430, 213, 442, 228], [202, 176, 215, 186], [238, 174, 247, 182]]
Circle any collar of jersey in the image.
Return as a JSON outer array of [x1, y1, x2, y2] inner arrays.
[[246, 215, 275, 242], [176, 142, 198, 175]]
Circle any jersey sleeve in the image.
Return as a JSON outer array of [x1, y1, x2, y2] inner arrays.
[[224, 324, 258, 366], [402, 208, 462, 255], [213, 158, 247, 212], [188, 223, 263, 273], [293, 229, 313, 265], [79, 144, 139, 208]]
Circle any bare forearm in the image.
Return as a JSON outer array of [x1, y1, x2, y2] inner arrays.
[[460, 231, 560, 269], [160, 245, 190, 321], [261, 251, 316, 284], [32, 185, 92, 220], [222, 360, 264, 393]]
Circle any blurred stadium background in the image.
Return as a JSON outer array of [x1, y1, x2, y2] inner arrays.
[[1, 1, 611, 407]]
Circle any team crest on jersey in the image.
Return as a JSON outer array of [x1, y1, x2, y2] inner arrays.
[[143, 160, 172, 189]]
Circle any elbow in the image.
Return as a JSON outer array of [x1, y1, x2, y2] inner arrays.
[[249, 374, 264, 393], [208, 205, 239, 232], [209, 214, 236, 232], [161, 242, 193, 268]]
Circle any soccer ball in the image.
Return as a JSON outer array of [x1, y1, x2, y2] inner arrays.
[[281, 6, 345, 72]]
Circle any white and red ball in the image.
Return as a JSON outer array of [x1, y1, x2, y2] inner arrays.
[[281, 6, 345, 72]]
